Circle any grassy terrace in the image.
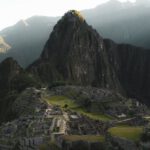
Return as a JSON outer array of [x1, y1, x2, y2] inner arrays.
[[108, 126, 143, 141], [63, 135, 105, 142], [39, 135, 105, 150], [46, 96, 113, 121]]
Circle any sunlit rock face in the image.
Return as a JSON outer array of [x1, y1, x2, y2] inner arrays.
[[0, 36, 11, 53], [29, 10, 120, 90]]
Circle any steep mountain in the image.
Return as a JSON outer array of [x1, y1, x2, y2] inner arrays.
[[0, 16, 59, 67], [29, 10, 121, 92], [29, 10, 150, 105], [104, 39, 150, 105]]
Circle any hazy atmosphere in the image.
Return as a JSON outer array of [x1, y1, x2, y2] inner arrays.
[[0, 0, 135, 30]]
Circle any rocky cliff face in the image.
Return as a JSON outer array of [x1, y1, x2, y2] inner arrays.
[[0, 57, 22, 91], [29, 10, 121, 91], [0, 57, 23, 122], [104, 39, 150, 104], [29, 10, 150, 105], [0, 57, 40, 123]]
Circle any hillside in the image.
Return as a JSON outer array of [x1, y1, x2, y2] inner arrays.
[[0, 57, 40, 123], [0, 16, 59, 67], [82, 0, 150, 48]]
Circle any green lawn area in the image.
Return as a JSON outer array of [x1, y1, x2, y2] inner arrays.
[[46, 96, 113, 121], [46, 95, 78, 109], [73, 107, 113, 121], [108, 126, 143, 141], [63, 135, 105, 142]]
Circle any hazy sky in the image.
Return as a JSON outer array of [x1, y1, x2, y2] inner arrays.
[[0, 0, 135, 30]]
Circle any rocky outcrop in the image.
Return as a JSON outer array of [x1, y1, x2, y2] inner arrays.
[[0, 57, 22, 122], [0, 57, 38, 92], [29, 10, 121, 92], [0, 58, 40, 123], [0, 57, 22, 91]]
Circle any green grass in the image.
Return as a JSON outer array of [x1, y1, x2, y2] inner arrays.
[[63, 135, 105, 142], [46, 95, 78, 108], [108, 126, 143, 141], [46, 96, 113, 121], [73, 107, 113, 121]]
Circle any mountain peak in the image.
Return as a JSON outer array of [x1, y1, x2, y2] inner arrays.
[[16, 19, 29, 27], [29, 10, 120, 90], [1, 57, 19, 65], [0, 57, 22, 90], [40, 10, 87, 60], [0, 57, 22, 75], [62, 10, 85, 22]]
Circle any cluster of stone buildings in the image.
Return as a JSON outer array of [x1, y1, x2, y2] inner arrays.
[[66, 111, 111, 135], [0, 100, 110, 150], [0, 87, 149, 150], [19, 137, 43, 150], [0, 101, 67, 150]]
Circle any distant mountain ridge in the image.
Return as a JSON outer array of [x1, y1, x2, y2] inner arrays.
[[83, 0, 150, 48], [0, 0, 150, 67], [0, 16, 59, 67]]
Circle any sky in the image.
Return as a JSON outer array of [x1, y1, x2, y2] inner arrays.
[[0, 0, 136, 30]]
